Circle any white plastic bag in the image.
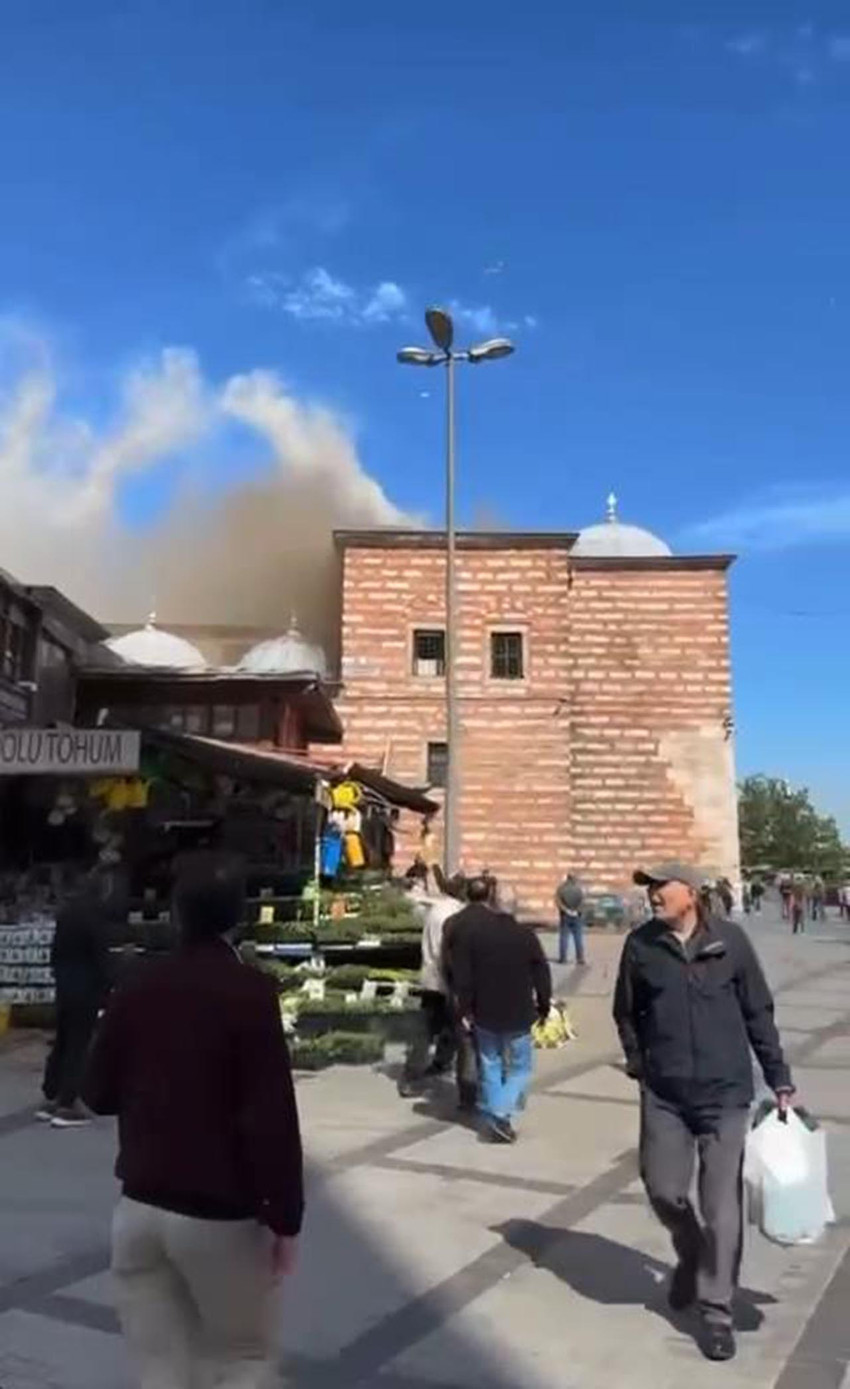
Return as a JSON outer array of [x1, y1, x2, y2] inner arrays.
[[744, 1108, 834, 1246]]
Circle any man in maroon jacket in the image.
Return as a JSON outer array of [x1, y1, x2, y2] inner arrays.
[[83, 852, 303, 1389]]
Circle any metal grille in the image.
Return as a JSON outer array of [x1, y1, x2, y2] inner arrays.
[[413, 629, 446, 677], [426, 741, 448, 788], [490, 631, 524, 680]]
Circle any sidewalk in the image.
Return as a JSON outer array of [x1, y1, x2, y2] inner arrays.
[[2, 906, 850, 1387]]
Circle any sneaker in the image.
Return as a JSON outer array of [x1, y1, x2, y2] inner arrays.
[[699, 1324, 736, 1362], [35, 1101, 58, 1123], [668, 1261, 697, 1312], [397, 1079, 424, 1099], [489, 1117, 517, 1144], [51, 1105, 91, 1129]]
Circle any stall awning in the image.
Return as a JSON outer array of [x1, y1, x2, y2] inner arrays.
[[140, 727, 438, 815]]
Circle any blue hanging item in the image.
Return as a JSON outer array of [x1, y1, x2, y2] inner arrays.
[[320, 828, 344, 878]]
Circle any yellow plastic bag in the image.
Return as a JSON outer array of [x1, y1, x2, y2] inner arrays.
[[532, 1002, 577, 1050]]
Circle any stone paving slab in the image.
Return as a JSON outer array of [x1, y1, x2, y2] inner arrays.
[[2, 906, 850, 1388], [392, 1093, 636, 1188]]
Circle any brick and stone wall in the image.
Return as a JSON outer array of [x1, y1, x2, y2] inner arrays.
[[330, 534, 739, 920], [567, 560, 739, 903]]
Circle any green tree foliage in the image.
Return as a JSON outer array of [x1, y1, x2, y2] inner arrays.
[[738, 776, 848, 878]]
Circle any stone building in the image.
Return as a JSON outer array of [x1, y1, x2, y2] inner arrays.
[[332, 497, 739, 919]]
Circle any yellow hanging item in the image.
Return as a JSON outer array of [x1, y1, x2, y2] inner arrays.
[[331, 780, 362, 811], [343, 831, 366, 869]]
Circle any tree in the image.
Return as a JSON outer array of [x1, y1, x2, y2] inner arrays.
[[738, 776, 848, 879]]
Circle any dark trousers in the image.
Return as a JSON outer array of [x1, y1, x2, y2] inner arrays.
[[403, 991, 457, 1081], [792, 905, 805, 934], [43, 993, 100, 1108], [640, 1088, 749, 1327]]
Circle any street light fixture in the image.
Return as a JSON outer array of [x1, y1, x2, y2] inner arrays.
[[397, 306, 516, 876], [397, 347, 442, 367]]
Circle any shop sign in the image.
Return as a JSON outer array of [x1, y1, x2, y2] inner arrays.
[[0, 728, 140, 776], [0, 922, 55, 1004]]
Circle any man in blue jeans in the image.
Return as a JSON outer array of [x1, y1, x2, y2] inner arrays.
[[555, 872, 586, 966], [448, 878, 551, 1143]]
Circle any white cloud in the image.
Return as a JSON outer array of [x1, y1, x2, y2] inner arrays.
[[362, 281, 408, 323], [448, 301, 502, 337], [246, 267, 408, 328], [727, 32, 767, 57], [282, 267, 357, 322], [683, 486, 850, 552], [445, 301, 539, 338], [829, 34, 850, 60]]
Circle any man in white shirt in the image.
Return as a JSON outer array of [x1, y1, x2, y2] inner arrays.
[[399, 876, 465, 1097]]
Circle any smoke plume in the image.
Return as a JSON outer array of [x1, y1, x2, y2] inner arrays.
[[0, 331, 407, 655]]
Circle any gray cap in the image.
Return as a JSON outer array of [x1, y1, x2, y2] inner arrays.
[[633, 861, 707, 892]]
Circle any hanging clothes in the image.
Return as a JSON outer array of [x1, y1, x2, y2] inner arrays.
[[321, 828, 344, 878], [343, 830, 366, 870]]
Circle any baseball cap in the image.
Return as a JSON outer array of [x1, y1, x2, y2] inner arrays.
[[633, 861, 707, 893]]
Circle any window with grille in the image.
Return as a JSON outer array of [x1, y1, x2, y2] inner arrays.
[[490, 631, 525, 680], [212, 705, 237, 738], [412, 628, 446, 677], [184, 707, 207, 735], [426, 741, 448, 789], [235, 704, 261, 741]]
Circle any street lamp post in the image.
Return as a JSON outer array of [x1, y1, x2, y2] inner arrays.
[[398, 308, 515, 876]]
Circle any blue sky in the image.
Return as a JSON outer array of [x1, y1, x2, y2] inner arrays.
[[1, 1, 849, 829]]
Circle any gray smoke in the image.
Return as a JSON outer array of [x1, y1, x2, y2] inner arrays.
[[0, 342, 408, 652]]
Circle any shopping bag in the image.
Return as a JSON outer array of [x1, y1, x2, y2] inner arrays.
[[744, 1107, 834, 1246], [532, 1003, 578, 1049]]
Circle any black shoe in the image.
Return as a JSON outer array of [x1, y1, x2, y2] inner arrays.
[[700, 1324, 736, 1362], [668, 1262, 697, 1312], [397, 1079, 423, 1099], [489, 1117, 517, 1144]]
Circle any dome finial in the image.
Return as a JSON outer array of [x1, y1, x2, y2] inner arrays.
[[606, 491, 618, 524], [145, 608, 157, 630]]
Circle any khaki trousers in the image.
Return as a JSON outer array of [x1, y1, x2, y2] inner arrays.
[[112, 1197, 281, 1389]]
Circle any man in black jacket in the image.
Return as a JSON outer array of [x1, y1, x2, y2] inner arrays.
[[449, 878, 551, 1144], [614, 861, 793, 1364], [40, 878, 112, 1128], [83, 852, 303, 1389]]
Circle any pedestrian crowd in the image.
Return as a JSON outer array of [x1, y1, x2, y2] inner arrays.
[[36, 854, 850, 1380]]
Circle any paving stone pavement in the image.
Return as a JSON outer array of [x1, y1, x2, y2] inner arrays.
[[2, 903, 850, 1388]]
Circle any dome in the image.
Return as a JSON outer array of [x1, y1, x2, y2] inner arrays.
[[238, 618, 327, 677], [572, 493, 672, 559], [106, 616, 206, 670]]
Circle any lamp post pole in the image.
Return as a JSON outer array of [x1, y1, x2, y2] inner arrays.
[[444, 351, 459, 876], [397, 313, 515, 877]]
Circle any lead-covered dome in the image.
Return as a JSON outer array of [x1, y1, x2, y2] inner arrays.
[[238, 618, 327, 677], [107, 616, 205, 670], [572, 493, 672, 559]]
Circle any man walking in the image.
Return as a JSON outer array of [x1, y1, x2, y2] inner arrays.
[[450, 877, 551, 1143], [614, 862, 793, 1363], [555, 872, 586, 966], [39, 874, 112, 1128], [791, 879, 806, 934], [399, 874, 465, 1097], [83, 852, 303, 1389]]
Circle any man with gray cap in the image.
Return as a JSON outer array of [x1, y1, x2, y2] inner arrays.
[[614, 861, 794, 1363]]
